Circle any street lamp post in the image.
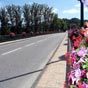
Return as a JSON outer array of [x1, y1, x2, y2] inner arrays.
[[80, 0, 84, 27], [79, 0, 84, 27]]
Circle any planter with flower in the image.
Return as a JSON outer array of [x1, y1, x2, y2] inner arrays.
[[65, 24, 88, 88]]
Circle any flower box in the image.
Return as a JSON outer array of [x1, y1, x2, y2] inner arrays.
[[65, 26, 88, 88]]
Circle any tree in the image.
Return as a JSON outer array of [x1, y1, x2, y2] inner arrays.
[[13, 5, 22, 34], [62, 21, 68, 31], [70, 18, 80, 28], [0, 3, 72, 35], [50, 14, 59, 32], [31, 3, 42, 33], [7, 5, 15, 32], [23, 4, 31, 33], [36, 4, 43, 32], [0, 8, 9, 35]]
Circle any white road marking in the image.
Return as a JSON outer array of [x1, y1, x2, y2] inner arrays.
[[1, 36, 52, 56], [36, 38, 48, 43], [25, 43, 35, 47], [36, 40, 44, 43], [2, 48, 22, 55]]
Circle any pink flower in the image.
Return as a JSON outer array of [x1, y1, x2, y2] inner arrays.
[[68, 72, 76, 85], [77, 47, 87, 58], [78, 58, 85, 63], [71, 48, 76, 54], [82, 83, 86, 88], [81, 69, 87, 78], [82, 83, 88, 88], [84, 28, 88, 37], [73, 62, 80, 70], [71, 54, 77, 64], [74, 68, 81, 79]]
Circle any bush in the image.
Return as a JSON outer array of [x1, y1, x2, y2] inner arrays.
[[22, 32, 26, 36], [9, 32, 16, 38], [36, 32, 39, 35]]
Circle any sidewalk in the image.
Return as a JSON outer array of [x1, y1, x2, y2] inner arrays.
[[35, 35, 67, 88]]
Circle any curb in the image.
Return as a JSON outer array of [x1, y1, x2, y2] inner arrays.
[[0, 33, 63, 46], [32, 33, 67, 88], [0, 37, 32, 46], [0, 35, 44, 46], [0, 34, 52, 46]]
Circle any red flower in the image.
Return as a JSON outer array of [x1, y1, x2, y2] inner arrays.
[[64, 52, 70, 59], [77, 81, 82, 88], [67, 58, 72, 66], [86, 38, 88, 43], [73, 40, 80, 49], [70, 35, 76, 41], [76, 35, 82, 42]]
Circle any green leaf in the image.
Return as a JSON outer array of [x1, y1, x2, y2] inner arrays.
[[86, 54, 88, 57], [75, 48, 80, 52], [83, 65, 86, 69]]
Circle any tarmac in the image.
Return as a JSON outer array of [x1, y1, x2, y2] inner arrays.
[[35, 34, 67, 88], [0, 33, 67, 88]]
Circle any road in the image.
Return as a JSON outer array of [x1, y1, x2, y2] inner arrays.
[[0, 33, 66, 88]]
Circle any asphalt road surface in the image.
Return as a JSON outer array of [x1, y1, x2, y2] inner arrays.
[[0, 32, 66, 88]]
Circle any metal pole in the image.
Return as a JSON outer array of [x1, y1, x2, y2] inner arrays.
[[80, 0, 84, 27]]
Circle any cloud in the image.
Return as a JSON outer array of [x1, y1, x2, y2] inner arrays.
[[62, 2, 88, 14], [52, 8, 58, 13], [75, 3, 80, 7], [62, 3, 80, 14], [84, 7, 88, 12], [63, 8, 79, 14], [29, 1, 33, 5]]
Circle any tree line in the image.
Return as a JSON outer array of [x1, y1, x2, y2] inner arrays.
[[0, 3, 86, 35]]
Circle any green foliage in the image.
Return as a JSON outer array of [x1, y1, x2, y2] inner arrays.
[[0, 3, 81, 35], [82, 61, 88, 70]]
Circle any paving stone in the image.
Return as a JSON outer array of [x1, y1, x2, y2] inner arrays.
[[35, 34, 67, 88]]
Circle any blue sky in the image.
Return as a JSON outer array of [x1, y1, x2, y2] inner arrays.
[[0, 0, 88, 19]]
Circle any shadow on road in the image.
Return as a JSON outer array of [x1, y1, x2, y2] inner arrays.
[[47, 55, 65, 65], [0, 69, 43, 83]]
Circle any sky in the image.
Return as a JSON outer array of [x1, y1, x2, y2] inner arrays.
[[0, 0, 88, 19]]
